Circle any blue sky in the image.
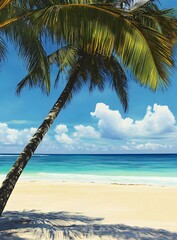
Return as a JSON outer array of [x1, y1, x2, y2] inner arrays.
[[0, 0, 177, 154]]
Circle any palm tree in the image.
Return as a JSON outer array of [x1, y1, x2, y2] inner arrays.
[[0, 0, 177, 215]]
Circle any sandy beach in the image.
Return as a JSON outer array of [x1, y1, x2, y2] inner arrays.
[[0, 181, 177, 239]]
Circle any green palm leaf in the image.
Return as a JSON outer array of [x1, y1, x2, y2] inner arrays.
[[26, 3, 176, 91], [46, 45, 128, 110], [1, 1, 177, 92], [107, 55, 128, 111], [0, 0, 11, 10], [2, 20, 50, 94], [48, 45, 78, 85], [0, 35, 6, 62]]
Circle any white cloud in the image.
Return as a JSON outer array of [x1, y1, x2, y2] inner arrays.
[[55, 133, 73, 145], [0, 122, 37, 145], [55, 124, 68, 134], [73, 125, 100, 138], [1, 102, 177, 154], [55, 125, 73, 145], [55, 124, 100, 146], [134, 104, 176, 136], [91, 103, 177, 140]]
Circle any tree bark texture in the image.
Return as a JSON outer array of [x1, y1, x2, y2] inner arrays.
[[0, 73, 77, 215]]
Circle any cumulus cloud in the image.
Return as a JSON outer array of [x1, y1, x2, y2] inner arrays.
[[55, 124, 73, 145], [73, 125, 100, 138], [55, 124, 68, 134], [0, 122, 37, 145], [135, 104, 176, 136], [55, 133, 73, 145], [91, 103, 177, 140], [55, 123, 100, 145], [1, 102, 177, 154]]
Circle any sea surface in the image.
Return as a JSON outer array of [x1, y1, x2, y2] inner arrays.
[[0, 154, 177, 186]]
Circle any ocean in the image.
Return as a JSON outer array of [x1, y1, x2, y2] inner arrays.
[[0, 154, 177, 186]]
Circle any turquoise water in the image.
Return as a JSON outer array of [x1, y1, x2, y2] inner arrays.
[[0, 154, 177, 186]]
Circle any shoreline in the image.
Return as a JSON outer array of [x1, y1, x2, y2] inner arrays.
[[2, 181, 177, 233], [2, 178, 177, 187], [1, 173, 177, 187]]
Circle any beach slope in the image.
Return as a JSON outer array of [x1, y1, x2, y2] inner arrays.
[[0, 182, 177, 239]]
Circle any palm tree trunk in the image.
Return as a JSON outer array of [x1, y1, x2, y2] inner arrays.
[[0, 72, 77, 215]]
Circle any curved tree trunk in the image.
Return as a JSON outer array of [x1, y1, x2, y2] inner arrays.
[[0, 73, 77, 215]]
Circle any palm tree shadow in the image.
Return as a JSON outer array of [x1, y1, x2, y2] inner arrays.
[[0, 211, 177, 240]]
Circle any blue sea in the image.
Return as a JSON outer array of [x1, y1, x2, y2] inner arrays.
[[0, 154, 177, 186]]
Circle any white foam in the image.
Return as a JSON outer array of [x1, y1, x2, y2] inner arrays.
[[0, 173, 176, 186]]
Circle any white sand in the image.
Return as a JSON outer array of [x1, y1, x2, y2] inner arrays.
[[0, 181, 177, 239]]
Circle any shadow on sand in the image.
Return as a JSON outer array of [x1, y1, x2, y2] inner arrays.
[[0, 211, 177, 240]]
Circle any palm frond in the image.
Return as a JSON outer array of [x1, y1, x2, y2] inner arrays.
[[131, 21, 173, 87], [0, 35, 6, 62], [2, 21, 50, 94], [89, 59, 105, 92], [0, 0, 11, 10], [107, 55, 128, 111], [26, 3, 176, 91], [2, 1, 175, 99], [48, 46, 78, 85], [131, 6, 177, 44], [0, 17, 19, 28], [49, 44, 128, 110], [114, 16, 174, 90], [25, 3, 118, 56], [0, 0, 19, 28]]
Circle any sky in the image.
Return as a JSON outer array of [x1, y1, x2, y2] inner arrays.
[[0, 0, 177, 154]]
